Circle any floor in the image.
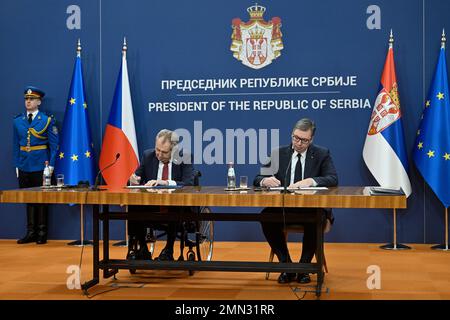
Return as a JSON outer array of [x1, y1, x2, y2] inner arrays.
[[0, 240, 449, 300]]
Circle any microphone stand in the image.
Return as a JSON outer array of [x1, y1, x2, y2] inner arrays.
[[92, 153, 120, 191], [281, 148, 295, 242]]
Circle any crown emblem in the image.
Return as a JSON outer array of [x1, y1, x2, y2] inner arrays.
[[389, 83, 400, 107], [247, 3, 266, 20], [27, 89, 32, 94], [249, 26, 265, 39]]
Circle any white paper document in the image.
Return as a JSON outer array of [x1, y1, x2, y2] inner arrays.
[[268, 186, 328, 191]]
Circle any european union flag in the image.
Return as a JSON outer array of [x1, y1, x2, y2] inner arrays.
[[55, 44, 96, 186], [413, 34, 450, 208]]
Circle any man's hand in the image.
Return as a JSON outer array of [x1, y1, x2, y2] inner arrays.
[[261, 176, 281, 188], [129, 173, 141, 185], [289, 178, 315, 189], [144, 179, 169, 187]]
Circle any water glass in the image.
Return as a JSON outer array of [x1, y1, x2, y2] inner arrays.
[[56, 174, 64, 187], [239, 176, 248, 188]]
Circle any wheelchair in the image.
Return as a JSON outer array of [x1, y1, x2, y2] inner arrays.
[[128, 170, 214, 275]]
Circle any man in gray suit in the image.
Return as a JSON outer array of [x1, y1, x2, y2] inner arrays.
[[254, 118, 338, 284]]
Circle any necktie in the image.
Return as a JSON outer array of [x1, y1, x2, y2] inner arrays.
[[28, 113, 33, 124], [293, 153, 302, 183], [162, 162, 169, 180]]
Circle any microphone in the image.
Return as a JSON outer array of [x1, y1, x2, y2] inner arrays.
[[283, 147, 295, 192], [281, 147, 295, 234], [92, 153, 120, 190]]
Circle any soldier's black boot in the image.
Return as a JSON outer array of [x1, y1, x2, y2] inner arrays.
[[17, 206, 37, 244], [36, 206, 48, 244]]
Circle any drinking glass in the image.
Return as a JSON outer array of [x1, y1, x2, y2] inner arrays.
[[239, 176, 248, 189], [56, 174, 64, 187]]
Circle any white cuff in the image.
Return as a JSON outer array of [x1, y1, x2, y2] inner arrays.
[[260, 178, 266, 187]]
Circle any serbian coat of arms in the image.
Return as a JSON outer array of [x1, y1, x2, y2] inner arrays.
[[230, 4, 283, 69], [367, 84, 401, 135]]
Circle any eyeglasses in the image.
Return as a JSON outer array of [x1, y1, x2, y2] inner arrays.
[[292, 135, 311, 144]]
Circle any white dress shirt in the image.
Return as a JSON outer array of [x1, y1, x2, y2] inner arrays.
[[27, 110, 39, 121], [157, 161, 177, 186], [290, 149, 307, 185], [290, 149, 317, 186]]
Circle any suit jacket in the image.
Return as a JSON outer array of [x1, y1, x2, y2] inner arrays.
[[13, 111, 59, 172], [134, 149, 194, 186], [253, 143, 338, 222]]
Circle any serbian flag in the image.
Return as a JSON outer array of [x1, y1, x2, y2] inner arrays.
[[363, 31, 412, 196], [99, 39, 139, 188]]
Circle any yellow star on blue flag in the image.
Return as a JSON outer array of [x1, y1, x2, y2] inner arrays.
[[55, 46, 96, 186], [413, 37, 450, 207]]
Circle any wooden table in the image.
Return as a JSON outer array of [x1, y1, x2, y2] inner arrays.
[[0, 186, 406, 297]]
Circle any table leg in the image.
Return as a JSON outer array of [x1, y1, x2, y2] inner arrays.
[[102, 205, 118, 279], [81, 204, 100, 293], [315, 209, 324, 297]]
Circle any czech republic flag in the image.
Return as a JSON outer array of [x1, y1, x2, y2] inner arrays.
[[99, 40, 139, 188]]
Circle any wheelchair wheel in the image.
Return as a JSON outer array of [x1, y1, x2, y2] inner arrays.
[[196, 207, 214, 261]]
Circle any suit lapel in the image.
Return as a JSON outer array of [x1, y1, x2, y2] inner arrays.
[[31, 111, 41, 127], [151, 154, 159, 180], [304, 145, 315, 179], [279, 146, 293, 185], [22, 114, 29, 127], [171, 162, 180, 181]]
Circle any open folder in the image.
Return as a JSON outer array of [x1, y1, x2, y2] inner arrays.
[[369, 187, 405, 195]]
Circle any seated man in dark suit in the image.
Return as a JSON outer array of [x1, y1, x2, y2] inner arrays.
[[128, 129, 194, 261], [254, 118, 338, 284]]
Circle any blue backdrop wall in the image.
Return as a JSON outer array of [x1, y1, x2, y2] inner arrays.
[[1, 0, 449, 244]]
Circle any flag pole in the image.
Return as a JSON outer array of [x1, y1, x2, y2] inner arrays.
[[431, 207, 449, 251], [113, 37, 130, 248], [428, 30, 449, 251], [377, 30, 411, 250], [66, 39, 93, 247], [380, 208, 411, 250], [67, 204, 93, 246]]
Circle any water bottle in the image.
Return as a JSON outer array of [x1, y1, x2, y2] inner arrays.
[[227, 162, 236, 188], [43, 161, 51, 187]]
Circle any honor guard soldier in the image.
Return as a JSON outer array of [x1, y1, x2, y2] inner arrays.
[[13, 86, 59, 244]]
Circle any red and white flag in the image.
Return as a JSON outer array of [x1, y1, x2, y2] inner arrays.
[[99, 39, 139, 188], [363, 31, 411, 196]]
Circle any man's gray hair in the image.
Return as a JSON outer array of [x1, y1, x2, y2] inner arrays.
[[156, 129, 179, 147], [292, 118, 316, 136]]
